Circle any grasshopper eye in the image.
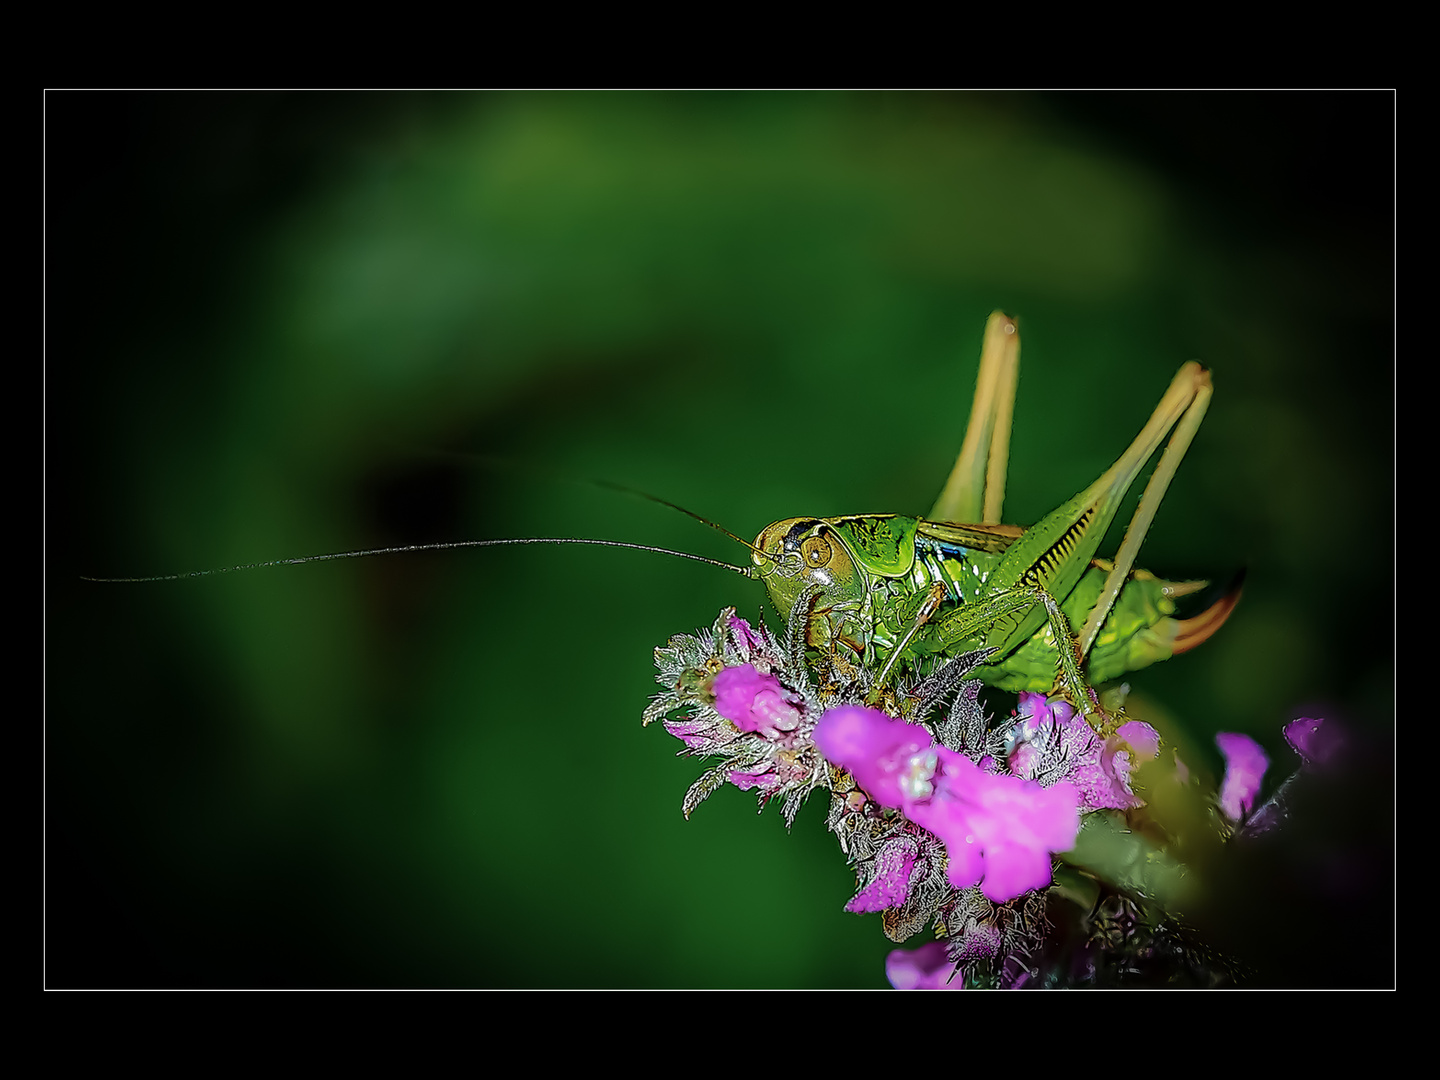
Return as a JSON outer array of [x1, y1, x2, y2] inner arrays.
[[800, 535, 832, 568]]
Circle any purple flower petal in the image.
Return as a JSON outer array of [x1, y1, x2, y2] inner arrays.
[[908, 749, 1080, 902], [1284, 717, 1342, 768], [1116, 720, 1160, 759], [727, 768, 780, 792], [1216, 732, 1269, 822], [663, 717, 721, 750], [845, 836, 919, 913], [813, 705, 935, 810], [712, 664, 800, 736], [1097, 721, 1161, 810], [981, 840, 1062, 902], [1008, 741, 1043, 781], [886, 941, 962, 989]]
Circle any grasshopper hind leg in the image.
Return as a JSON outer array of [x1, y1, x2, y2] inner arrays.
[[1075, 364, 1213, 660], [930, 311, 1020, 526]]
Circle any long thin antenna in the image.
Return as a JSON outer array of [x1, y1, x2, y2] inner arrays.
[[585, 477, 779, 563], [409, 450, 779, 564], [82, 538, 758, 584]]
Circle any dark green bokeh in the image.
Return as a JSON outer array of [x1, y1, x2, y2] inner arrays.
[[49, 93, 1393, 987]]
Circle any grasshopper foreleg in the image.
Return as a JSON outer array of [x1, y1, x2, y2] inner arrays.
[[872, 582, 949, 691], [784, 583, 823, 695], [1034, 590, 1104, 729]]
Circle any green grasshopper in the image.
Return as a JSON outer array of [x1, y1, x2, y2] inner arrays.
[[91, 313, 1234, 723], [745, 312, 1236, 723]]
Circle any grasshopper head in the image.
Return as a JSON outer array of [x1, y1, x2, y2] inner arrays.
[[752, 517, 864, 621]]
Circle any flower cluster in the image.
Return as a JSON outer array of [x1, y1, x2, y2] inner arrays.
[[645, 608, 828, 824], [647, 609, 1092, 983], [647, 607, 1332, 989]]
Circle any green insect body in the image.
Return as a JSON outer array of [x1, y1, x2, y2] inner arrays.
[[752, 512, 1209, 694], [748, 313, 1234, 712]]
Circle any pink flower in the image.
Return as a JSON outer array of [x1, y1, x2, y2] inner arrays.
[[886, 941, 962, 989], [1099, 721, 1161, 808], [711, 664, 800, 736], [845, 835, 919, 913], [1117, 721, 1160, 759], [1006, 693, 1158, 811], [814, 706, 1080, 904], [1216, 732, 1269, 822], [907, 749, 1080, 901], [811, 705, 935, 809], [1284, 717, 1342, 768]]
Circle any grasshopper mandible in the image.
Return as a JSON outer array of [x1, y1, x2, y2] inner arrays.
[[745, 312, 1236, 723]]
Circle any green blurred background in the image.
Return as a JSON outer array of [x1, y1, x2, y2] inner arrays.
[[49, 93, 1393, 987]]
